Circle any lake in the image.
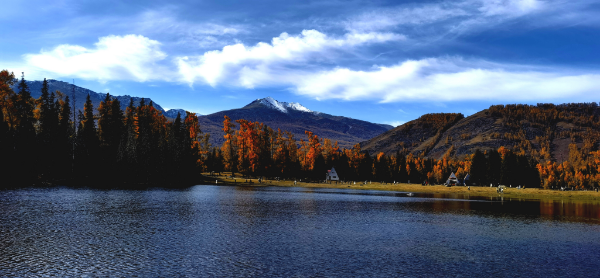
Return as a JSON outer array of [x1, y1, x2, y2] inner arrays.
[[1, 185, 600, 277]]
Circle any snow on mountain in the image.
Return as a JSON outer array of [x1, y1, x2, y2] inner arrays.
[[256, 97, 314, 114], [164, 109, 202, 119], [259, 97, 288, 113], [286, 102, 312, 113]]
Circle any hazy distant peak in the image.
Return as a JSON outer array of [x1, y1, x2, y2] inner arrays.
[[164, 108, 202, 119], [255, 96, 313, 114]]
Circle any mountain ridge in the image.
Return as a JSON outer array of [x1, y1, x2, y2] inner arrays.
[[199, 97, 393, 148], [11, 79, 167, 114], [11, 80, 392, 148]]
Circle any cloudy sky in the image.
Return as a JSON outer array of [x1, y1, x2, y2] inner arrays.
[[2, 0, 600, 126]]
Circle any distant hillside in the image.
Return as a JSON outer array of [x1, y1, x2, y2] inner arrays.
[[361, 113, 464, 157], [11, 79, 166, 114], [199, 97, 393, 148], [362, 103, 600, 162]]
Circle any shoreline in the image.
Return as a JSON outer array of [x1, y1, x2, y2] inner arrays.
[[205, 173, 600, 203]]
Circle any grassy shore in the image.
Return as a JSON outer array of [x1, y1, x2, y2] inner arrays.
[[204, 172, 600, 203]]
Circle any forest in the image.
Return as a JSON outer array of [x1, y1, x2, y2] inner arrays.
[[1, 70, 600, 190]]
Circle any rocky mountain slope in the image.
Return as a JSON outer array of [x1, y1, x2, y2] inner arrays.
[[198, 97, 393, 148], [361, 103, 600, 162]]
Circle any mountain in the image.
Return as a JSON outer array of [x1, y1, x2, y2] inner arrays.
[[361, 113, 465, 157], [198, 97, 393, 148], [11, 80, 391, 148], [163, 109, 202, 120], [11, 79, 167, 114], [361, 103, 600, 161], [249, 97, 315, 114]]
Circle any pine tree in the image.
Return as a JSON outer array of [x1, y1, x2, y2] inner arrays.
[[500, 151, 518, 186], [11, 74, 38, 184], [487, 150, 502, 185], [76, 94, 99, 179], [470, 149, 487, 186], [36, 79, 61, 180], [97, 93, 124, 176], [38, 79, 59, 137], [56, 94, 72, 179], [117, 99, 138, 181]]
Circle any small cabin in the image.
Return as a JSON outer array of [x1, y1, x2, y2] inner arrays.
[[446, 172, 459, 186], [326, 167, 340, 182]]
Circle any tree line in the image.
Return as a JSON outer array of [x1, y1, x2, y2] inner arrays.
[[2, 70, 600, 189], [1, 72, 204, 187]]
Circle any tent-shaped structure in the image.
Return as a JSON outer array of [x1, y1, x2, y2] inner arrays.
[[446, 172, 459, 186], [326, 167, 340, 182]]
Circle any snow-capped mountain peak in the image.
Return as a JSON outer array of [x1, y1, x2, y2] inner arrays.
[[259, 97, 288, 113], [256, 97, 314, 114]]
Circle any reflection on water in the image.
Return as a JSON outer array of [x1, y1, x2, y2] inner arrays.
[[539, 199, 600, 221], [1, 186, 600, 277]]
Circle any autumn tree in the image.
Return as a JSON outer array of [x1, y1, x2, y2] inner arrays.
[[185, 111, 202, 177], [221, 115, 237, 174], [373, 152, 391, 182], [0, 70, 16, 186], [303, 131, 324, 179]]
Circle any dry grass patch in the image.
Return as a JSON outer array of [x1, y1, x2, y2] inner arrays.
[[204, 173, 600, 203]]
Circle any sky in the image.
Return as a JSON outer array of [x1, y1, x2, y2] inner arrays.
[[2, 0, 600, 127]]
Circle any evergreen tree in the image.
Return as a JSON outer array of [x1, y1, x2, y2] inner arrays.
[[56, 94, 73, 179], [470, 149, 487, 186], [11, 74, 38, 184], [97, 93, 124, 176], [487, 150, 502, 185], [313, 153, 326, 180], [37, 79, 61, 180], [38, 79, 59, 137], [500, 151, 518, 186], [117, 99, 138, 181], [394, 151, 408, 183], [76, 94, 99, 179]]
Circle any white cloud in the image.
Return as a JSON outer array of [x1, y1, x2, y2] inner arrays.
[[345, 4, 469, 32], [176, 29, 404, 87], [344, 0, 546, 36], [478, 0, 541, 17], [173, 27, 600, 104], [134, 10, 245, 49], [291, 58, 600, 103], [24, 35, 169, 82]]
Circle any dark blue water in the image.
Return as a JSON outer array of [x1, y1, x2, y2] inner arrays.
[[1, 186, 600, 277]]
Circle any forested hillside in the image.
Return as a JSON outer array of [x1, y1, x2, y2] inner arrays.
[[363, 103, 600, 162]]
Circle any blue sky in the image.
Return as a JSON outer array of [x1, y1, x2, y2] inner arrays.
[[2, 0, 600, 126]]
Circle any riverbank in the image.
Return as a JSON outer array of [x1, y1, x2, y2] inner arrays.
[[204, 173, 600, 203]]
